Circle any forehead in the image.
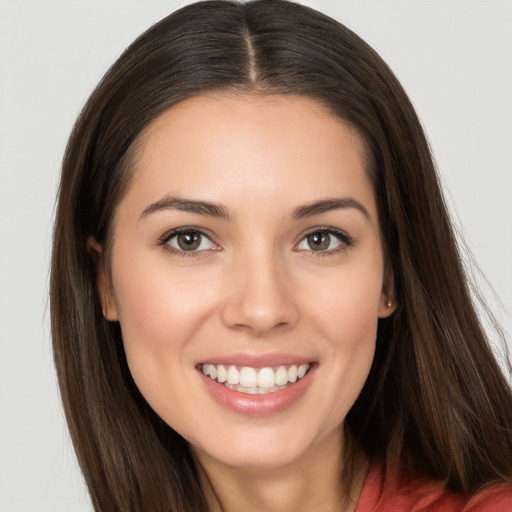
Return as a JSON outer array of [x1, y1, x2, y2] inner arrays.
[[120, 93, 377, 221]]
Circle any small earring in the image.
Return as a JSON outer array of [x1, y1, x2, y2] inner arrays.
[[387, 300, 393, 308]]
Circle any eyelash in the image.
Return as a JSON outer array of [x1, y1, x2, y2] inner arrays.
[[295, 227, 355, 256], [158, 227, 218, 258], [158, 226, 355, 257]]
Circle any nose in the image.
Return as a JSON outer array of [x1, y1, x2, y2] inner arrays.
[[220, 249, 299, 337]]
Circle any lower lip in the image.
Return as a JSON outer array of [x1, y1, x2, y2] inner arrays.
[[199, 365, 315, 417]]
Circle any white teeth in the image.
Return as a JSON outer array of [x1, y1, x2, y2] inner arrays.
[[297, 363, 308, 379], [239, 367, 258, 388], [275, 366, 288, 386], [216, 365, 227, 383], [228, 384, 287, 393], [226, 366, 240, 385], [257, 367, 276, 388], [208, 364, 217, 379], [202, 363, 311, 393]]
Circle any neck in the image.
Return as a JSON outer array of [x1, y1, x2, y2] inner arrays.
[[194, 428, 368, 512]]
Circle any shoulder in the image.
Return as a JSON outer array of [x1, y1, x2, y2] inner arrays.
[[355, 461, 512, 512]]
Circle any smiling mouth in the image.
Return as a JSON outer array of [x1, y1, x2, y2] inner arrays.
[[199, 363, 312, 395]]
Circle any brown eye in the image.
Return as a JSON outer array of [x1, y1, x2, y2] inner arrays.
[[296, 228, 351, 253], [165, 230, 214, 252], [307, 231, 330, 251], [177, 232, 201, 250]]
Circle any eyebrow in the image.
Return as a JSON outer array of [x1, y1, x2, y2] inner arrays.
[[140, 196, 232, 221], [291, 198, 370, 220], [139, 195, 370, 222]]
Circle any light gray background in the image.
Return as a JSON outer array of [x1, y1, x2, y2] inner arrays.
[[0, 1, 511, 510]]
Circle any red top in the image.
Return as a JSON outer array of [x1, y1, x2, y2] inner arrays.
[[356, 462, 512, 511]]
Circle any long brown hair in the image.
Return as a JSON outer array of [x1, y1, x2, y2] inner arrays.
[[50, 1, 512, 510]]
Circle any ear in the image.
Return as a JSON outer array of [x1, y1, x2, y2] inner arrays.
[[86, 236, 119, 321], [378, 267, 397, 319]]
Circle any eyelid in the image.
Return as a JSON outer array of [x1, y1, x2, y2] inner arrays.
[[158, 226, 220, 255], [295, 226, 354, 252], [159, 226, 211, 243]]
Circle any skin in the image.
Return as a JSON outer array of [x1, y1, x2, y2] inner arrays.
[[92, 93, 396, 512]]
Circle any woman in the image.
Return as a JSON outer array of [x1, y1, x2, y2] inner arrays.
[[50, 1, 512, 510]]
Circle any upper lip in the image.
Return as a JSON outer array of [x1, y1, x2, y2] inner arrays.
[[197, 352, 315, 368]]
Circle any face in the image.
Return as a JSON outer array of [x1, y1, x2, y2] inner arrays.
[[95, 94, 395, 472]]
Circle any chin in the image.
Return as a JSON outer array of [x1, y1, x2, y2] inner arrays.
[[189, 419, 334, 471]]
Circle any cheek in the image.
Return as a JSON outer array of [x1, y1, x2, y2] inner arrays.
[[305, 256, 384, 339], [114, 260, 214, 344], [110, 256, 219, 395], [302, 258, 383, 403]]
